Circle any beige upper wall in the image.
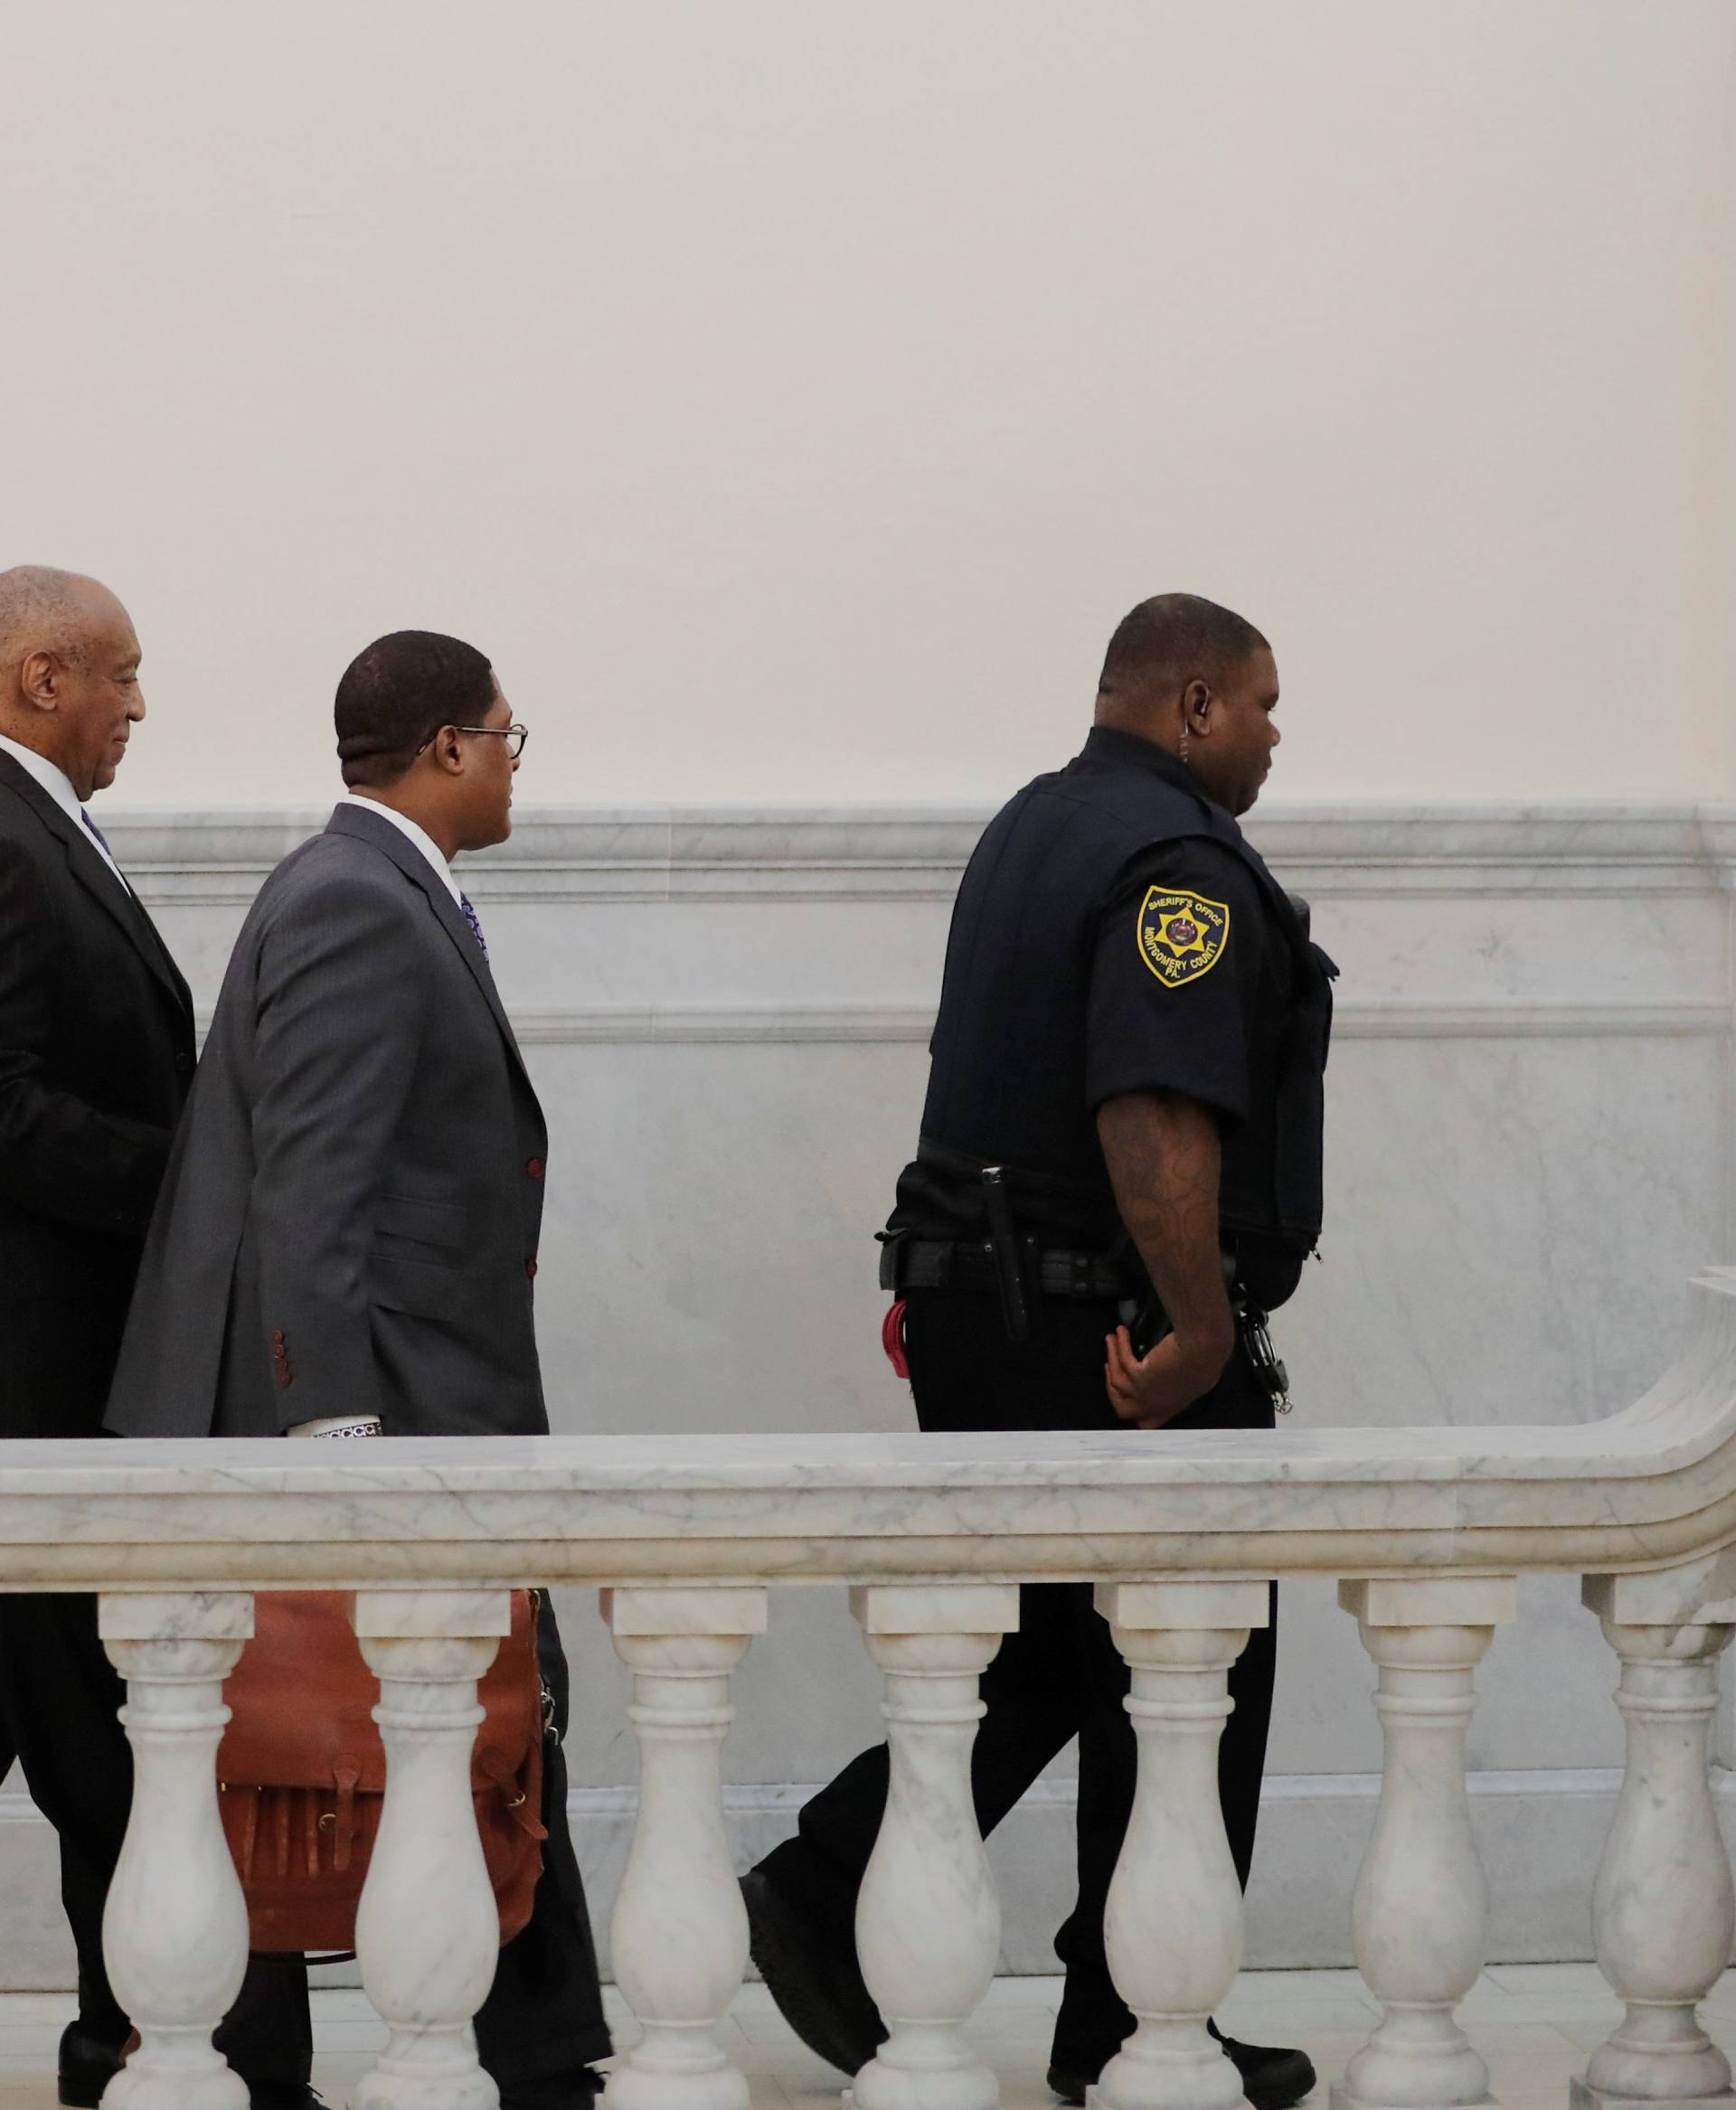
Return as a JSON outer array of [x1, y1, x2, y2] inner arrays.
[[3, 0, 1731, 807]]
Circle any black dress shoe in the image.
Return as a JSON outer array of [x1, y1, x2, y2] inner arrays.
[[60, 2029, 327, 2110], [57, 2022, 128, 2109], [741, 1867, 885, 2076], [1048, 2032, 1316, 2110], [501, 2067, 607, 2109]]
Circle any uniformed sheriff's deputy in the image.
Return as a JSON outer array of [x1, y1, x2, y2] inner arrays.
[[742, 593, 1335, 2110]]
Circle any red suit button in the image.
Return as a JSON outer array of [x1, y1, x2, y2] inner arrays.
[[525, 1158, 545, 1180]]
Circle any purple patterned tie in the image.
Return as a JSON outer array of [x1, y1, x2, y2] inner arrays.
[[459, 893, 489, 963]]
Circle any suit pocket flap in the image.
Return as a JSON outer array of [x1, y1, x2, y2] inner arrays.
[[373, 1194, 465, 1256], [369, 1250, 460, 1319]]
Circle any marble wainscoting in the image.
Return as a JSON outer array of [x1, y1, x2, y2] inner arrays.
[[0, 798, 1717, 1988]]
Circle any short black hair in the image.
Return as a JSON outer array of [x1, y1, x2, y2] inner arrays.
[[1098, 594, 1269, 699], [335, 630, 495, 787]]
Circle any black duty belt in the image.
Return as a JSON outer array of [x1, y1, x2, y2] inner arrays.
[[882, 1235, 1131, 1302]]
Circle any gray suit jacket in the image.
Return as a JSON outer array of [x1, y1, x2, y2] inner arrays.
[[106, 804, 550, 1438]]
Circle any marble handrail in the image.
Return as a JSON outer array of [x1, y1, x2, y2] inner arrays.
[[6, 1270, 1736, 1596], [46, 1270, 1736, 2110]]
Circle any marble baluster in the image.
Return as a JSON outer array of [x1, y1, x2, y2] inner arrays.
[[601, 1586, 769, 2110], [1334, 1578, 1516, 2110], [352, 1589, 513, 2110], [850, 1583, 1021, 2110], [1090, 1580, 1273, 2110], [1573, 1573, 1736, 2110], [99, 1591, 255, 2110]]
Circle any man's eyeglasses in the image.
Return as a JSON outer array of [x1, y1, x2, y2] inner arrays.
[[418, 723, 530, 760]]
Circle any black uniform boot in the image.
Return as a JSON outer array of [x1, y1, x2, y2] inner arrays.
[[1048, 2027, 1316, 2110], [741, 1868, 885, 2075]]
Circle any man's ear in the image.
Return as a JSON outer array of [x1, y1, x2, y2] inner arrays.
[[1183, 677, 1212, 730], [20, 651, 58, 710], [430, 725, 466, 773]]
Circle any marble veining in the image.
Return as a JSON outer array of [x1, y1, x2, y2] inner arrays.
[[85, 803, 1736, 905], [0, 1275, 1731, 1596]]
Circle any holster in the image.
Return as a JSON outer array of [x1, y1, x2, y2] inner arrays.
[[980, 1166, 1033, 1345]]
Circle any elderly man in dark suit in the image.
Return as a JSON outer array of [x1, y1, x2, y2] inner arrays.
[[0, 566, 310, 2110], [108, 629, 609, 2108], [0, 565, 187, 2108]]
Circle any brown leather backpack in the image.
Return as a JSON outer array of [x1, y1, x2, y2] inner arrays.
[[217, 1588, 547, 1955]]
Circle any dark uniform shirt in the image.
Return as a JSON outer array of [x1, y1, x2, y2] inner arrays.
[[888, 725, 1334, 1313]]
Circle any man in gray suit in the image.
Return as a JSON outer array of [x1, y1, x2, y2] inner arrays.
[[108, 629, 610, 2107], [109, 630, 548, 1444]]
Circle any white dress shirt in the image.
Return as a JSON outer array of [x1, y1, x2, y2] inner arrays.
[[336, 792, 462, 907], [0, 731, 132, 896]]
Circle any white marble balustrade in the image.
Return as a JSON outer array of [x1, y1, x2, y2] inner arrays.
[[7, 1268, 1736, 2110]]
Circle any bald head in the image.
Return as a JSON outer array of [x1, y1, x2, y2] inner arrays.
[[0, 568, 121, 665], [0, 567, 144, 799]]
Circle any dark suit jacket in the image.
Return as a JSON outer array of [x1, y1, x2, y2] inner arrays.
[[106, 802, 550, 1439], [0, 749, 196, 1437]]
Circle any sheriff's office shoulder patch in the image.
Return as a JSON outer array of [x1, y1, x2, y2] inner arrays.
[[1136, 886, 1230, 989]]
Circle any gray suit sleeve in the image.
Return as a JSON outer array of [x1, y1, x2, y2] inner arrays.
[[249, 878, 429, 1427]]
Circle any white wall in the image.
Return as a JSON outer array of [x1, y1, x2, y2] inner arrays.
[[3, 1, 1731, 806]]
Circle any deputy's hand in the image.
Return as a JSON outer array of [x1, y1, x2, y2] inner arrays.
[[1104, 1324, 1222, 1430]]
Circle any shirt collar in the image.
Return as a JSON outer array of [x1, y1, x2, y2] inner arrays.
[[335, 793, 464, 906], [1074, 722, 1223, 808], [0, 731, 84, 827]]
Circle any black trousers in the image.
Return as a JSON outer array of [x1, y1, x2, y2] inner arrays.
[[759, 1290, 1279, 2070], [0, 1302, 136, 2038], [0, 1593, 137, 2047], [231, 1595, 613, 2102], [0, 1592, 609, 2102], [0, 1294, 331, 2096], [475, 1597, 614, 2091], [0, 1593, 315, 2088]]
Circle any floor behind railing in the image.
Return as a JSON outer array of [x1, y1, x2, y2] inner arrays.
[[0, 1966, 1716, 2110]]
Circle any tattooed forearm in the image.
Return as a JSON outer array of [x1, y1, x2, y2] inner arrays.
[[1097, 1090, 1235, 1386]]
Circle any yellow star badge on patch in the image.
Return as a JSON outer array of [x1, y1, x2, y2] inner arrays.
[[1136, 886, 1230, 988]]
